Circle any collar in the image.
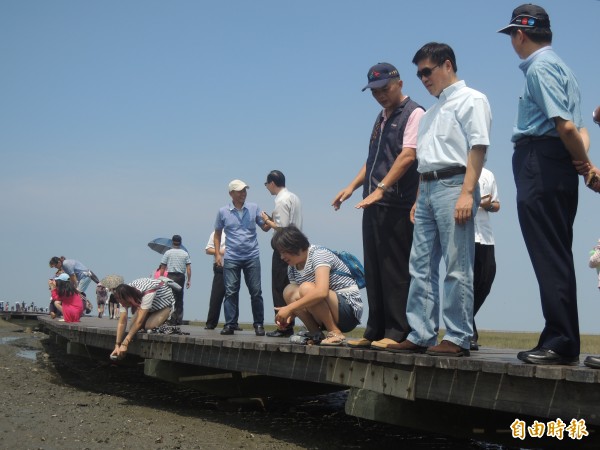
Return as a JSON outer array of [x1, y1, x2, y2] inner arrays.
[[274, 187, 288, 199], [382, 95, 410, 121], [228, 201, 246, 211], [439, 80, 465, 101], [519, 45, 552, 73]]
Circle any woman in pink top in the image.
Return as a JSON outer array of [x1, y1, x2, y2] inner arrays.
[[49, 273, 84, 322]]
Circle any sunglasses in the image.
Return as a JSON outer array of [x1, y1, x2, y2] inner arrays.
[[416, 64, 442, 80]]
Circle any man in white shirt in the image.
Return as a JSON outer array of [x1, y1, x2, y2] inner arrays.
[[387, 42, 491, 357], [471, 168, 500, 350], [204, 231, 225, 330], [261, 170, 303, 337]]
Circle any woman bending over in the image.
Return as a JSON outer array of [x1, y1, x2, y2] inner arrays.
[[110, 278, 175, 360]]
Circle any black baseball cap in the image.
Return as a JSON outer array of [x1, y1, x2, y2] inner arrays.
[[362, 63, 400, 92], [497, 4, 550, 35]]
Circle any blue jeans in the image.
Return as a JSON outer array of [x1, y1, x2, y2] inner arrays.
[[77, 275, 92, 293], [406, 174, 480, 349], [223, 257, 264, 328]]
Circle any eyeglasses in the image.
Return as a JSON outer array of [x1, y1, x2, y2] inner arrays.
[[416, 64, 441, 80]]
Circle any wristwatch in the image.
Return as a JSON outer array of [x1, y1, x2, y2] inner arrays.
[[376, 182, 386, 191]]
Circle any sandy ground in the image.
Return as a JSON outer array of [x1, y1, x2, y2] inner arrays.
[[0, 319, 497, 450]]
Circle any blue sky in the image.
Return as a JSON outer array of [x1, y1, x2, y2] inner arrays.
[[2, 1, 600, 333]]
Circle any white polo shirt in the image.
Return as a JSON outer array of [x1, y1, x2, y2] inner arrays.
[[416, 80, 492, 173]]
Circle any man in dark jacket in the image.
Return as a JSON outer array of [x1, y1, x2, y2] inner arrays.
[[332, 62, 424, 350]]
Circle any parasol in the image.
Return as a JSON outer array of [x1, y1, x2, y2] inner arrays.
[[99, 274, 124, 290], [148, 237, 188, 254]]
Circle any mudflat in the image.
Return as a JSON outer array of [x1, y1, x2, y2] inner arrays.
[[0, 319, 464, 450]]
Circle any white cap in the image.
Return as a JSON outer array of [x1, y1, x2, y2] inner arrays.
[[228, 179, 249, 191]]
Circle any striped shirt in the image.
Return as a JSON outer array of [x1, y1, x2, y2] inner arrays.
[[287, 245, 363, 321], [160, 248, 191, 274], [119, 278, 175, 314]]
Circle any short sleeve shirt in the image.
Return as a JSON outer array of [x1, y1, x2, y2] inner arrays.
[[474, 168, 499, 245], [287, 245, 363, 322], [119, 278, 175, 313], [513, 47, 583, 141], [214, 201, 264, 261], [416, 80, 491, 173], [61, 259, 89, 281], [160, 248, 191, 274]]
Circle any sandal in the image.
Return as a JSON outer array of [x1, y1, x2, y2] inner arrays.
[[320, 332, 346, 346]]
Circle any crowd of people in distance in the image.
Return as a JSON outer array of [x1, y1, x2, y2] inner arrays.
[[46, 241, 192, 359], [45, 4, 600, 370], [0, 301, 46, 313]]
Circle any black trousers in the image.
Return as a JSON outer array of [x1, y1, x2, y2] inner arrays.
[[271, 249, 294, 328], [362, 205, 413, 342], [205, 264, 225, 327], [472, 243, 496, 341], [167, 272, 186, 325], [513, 138, 580, 357]]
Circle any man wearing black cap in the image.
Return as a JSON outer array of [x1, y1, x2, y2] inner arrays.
[[499, 4, 594, 365], [159, 234, 191, 325], [332, 63, 424, 350]]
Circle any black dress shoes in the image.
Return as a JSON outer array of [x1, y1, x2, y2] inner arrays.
[[469, 340, 479, 351], [584, 355, 600, 369], [204, 324, 216, 330], [233, 325, 243, 331], [516, 347, 540, 362], [266, 328, 294, 338], [521, 348, 579, 366], [220, 326, 234, 335], [254, 325, 265, 336]]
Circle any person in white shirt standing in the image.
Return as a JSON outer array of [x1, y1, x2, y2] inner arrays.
[[471, 167, 500, 350], [204, 231, 242, 331], [262, 170, 303, 337], [387, 42, 491, 357]]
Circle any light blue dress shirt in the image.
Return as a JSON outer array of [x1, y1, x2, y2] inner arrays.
[[513, 46, 583, 142]]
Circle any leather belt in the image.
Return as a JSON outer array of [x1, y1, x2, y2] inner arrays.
[[514, 135, 560, 147], [420, 166, 466, 181]]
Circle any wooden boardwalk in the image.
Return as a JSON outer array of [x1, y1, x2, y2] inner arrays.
[[1, 311, 44, 321], [37, 315, 599, 448]]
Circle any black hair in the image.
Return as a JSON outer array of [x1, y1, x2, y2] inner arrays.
[[55, 279, 77, 298], [266, 170, 286, 187], [512, 27, 552, 44], [113, 284, 143, 304], [412, 42, 457, 73], [49, 256, 62, 267], [271, 225, 309, 255]]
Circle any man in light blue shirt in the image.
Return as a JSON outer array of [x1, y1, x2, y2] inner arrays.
[[499, 4, 594, 366], [387, 42, 491, 358], [214, 179, 270, 336]]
